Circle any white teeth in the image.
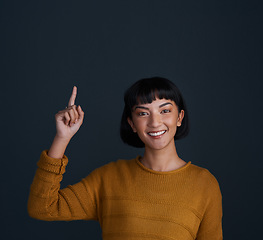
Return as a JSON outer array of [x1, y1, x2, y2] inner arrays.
[[148, 130, 166, 136]]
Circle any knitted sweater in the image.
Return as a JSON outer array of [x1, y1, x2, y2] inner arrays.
[[28, 150, 223, 240]]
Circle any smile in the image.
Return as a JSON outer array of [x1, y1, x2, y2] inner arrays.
[[148, 130, 166, 136]]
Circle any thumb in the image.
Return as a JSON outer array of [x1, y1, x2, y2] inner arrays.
[[77, 105, 84, 120]]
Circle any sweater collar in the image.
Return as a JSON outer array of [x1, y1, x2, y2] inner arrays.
[[135, 155, 191, 175]]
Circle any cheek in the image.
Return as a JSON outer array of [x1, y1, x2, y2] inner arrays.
[[165, 116, 179, 129], [164, 113, 176, 122], [133, 119, 146, 130]]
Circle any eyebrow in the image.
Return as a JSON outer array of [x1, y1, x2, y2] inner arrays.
[[134, 102, 173, 110]]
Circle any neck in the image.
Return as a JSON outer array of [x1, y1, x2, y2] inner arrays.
[[141, 142, 186, 172]]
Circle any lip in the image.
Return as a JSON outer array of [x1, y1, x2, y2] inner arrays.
[[147, 130, 167, 138]]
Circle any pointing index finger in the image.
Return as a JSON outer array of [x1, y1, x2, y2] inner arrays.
[[68, 86, 77, 107]]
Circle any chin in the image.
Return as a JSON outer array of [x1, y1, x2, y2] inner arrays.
[[146, 143, 169, 151], [145, 139, 175, 151]]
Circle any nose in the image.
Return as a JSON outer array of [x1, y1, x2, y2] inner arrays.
[[147, 112, 162, 128]]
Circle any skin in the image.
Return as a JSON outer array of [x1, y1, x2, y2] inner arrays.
[[128, 98, 187, 172], [48, 86, 84, 159]]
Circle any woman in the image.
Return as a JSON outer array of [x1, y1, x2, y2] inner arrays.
[[28, 77, 223, 240]]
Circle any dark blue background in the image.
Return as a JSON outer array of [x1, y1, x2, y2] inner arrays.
[[1, 0, 262, 239]]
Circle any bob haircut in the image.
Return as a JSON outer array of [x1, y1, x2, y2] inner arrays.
[[120, 77, 190, 148]]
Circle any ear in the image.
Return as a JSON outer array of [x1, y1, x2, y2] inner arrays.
[[127, 117, 137, 133], [177, 110, 185, 127]]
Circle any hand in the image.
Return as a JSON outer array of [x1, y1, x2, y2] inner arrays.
[[54, 86, 84, 141]]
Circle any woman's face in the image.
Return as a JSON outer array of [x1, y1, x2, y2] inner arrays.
[[128, 98, 184, 151]]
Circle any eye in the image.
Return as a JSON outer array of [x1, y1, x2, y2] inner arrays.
[[138, 112, 148, 116], [161, 109, 171, 113], [139, 112, 146, 116]]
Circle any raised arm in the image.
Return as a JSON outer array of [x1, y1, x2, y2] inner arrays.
[[27, 87, 97, 221]]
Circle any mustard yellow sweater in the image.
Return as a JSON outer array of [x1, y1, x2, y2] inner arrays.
[[28, 150, 223, 240]]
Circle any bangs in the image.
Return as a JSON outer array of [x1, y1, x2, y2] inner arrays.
[[129, 88, 176, 108], [125, 77, 180, 112]]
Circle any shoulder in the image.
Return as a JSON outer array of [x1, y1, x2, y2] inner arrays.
[[98, 158, 135, 171], [188, 163, 221, 193], [87, 157, 137, 180], [189, 163, 219, 182]]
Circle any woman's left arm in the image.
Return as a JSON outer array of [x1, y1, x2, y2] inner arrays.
[[196, 176, 223, 240]]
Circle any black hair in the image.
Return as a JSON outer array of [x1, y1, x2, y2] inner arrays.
[[120, 77, 190, 148]]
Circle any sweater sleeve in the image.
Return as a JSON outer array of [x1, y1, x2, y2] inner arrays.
[[196, 172, 223, 240], [27, 150, 98, 221]]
